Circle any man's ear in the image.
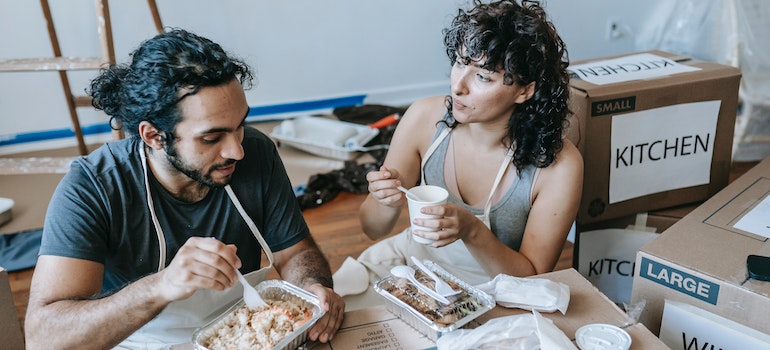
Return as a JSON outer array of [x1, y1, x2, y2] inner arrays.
[[514, 81, 536, 104], [138, 121, 165, 150]]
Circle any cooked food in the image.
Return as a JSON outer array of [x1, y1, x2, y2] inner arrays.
[[385, 269, 481, 326], [199, 299, 312, 350]]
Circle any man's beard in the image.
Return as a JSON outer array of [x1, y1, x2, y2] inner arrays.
[[164, 142, 233, 188]]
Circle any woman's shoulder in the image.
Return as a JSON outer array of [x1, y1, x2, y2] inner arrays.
[[408, 95, 446, 113], [401, 96, 447, 127], [539, 139, 583, 179]]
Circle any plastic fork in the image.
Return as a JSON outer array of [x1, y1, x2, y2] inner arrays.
[[411, 256, 461, 297], [236, 269, 267, 308]]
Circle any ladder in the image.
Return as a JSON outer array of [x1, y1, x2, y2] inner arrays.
[[0, 0, 163, 155]]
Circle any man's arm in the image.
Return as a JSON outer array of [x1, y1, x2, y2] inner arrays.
[[25, 237, 241, 350], [24, 256, 168, 349], [273, 236, 344, 343]]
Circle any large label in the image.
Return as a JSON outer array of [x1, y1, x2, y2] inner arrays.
[[639, 257, 720, 305], [609, 101, 720, 204]]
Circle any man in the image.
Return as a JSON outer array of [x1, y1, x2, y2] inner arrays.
[[25, 29, 344, 349]]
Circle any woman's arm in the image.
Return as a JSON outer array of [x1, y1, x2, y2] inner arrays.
[[358, 96, 446, 239], [463, 140, 583, 277]]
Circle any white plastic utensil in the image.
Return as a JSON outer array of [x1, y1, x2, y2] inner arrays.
[[410, 257, 461, 297], [236, 270, 267, 308], [397, 186, 419, 201], [390, 265, 451, 304]]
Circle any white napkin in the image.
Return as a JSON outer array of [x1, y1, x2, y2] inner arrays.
[[332, 257, 370, 296], [475, 274, 570, 314], [435, 310, 577, 350]]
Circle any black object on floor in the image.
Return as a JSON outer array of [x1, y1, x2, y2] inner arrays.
[[0, 229, 42, 272]]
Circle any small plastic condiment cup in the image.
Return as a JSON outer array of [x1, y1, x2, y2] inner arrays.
[[575, 323, 632, 350]]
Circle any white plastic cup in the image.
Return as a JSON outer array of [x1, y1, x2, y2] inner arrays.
[[406, 185, 449, 244]]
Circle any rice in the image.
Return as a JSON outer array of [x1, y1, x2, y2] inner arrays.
[[199, 299, 312, 350]]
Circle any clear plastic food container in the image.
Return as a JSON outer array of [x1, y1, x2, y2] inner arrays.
[[373, 260, 495, 341], [192, 280, 325, 350]]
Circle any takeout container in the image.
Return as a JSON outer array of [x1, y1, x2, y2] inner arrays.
[[192, 280, 325, 350], [373, 260, 495, 341], [270, 116, 381, 160]]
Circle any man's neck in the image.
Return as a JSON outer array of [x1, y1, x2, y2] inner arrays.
[[145, 146, 210, 203]]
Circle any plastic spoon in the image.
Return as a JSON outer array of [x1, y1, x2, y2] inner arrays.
[[390, 265, 451, 304], [410, 256, 461, 297], [236, 270, 267, 308], [397, 186, 420, 201]]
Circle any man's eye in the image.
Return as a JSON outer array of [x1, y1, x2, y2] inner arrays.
[[454, 60, 465, 67], [477, 74, 490, 82], [202, 136, 221, 144]]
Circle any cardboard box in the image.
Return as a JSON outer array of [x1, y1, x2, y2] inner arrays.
[[0, 267, 25, 350], [573, 203, 700, 303], [566, 50, 741, 224], [0, 173, 64, 235], [312, 269, 668, 349], [632, 156, 770, 335]]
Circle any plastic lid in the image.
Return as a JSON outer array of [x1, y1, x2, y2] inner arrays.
[[575, 323, 632, 350]]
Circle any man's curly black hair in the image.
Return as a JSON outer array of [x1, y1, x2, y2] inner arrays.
[[442, 0, 571, 171], [88, 28, 254, 137]]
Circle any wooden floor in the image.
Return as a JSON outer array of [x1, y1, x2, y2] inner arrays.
[[5, 160, 760, 337]]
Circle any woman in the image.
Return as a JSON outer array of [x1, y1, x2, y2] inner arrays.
[[339, 0, 582, 309]]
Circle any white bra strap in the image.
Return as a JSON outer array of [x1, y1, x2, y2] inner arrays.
[[483, 148, 514, 217], [421, 127, 451, 184], [224, 186, 274, 267], [140, 146, 167, 272]]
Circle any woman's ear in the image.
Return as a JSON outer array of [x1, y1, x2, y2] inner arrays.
[[515, 81, 536, 104], [138, 121, 165, 150]]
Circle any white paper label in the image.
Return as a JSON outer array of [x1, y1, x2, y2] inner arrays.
[[734, 194, 770, 238], [568, 53, 701, 85], [577, 228, 658, 304], [660, 300, 770, 349], [609, 101, 720, 204]]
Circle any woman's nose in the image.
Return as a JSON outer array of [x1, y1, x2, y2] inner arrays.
[[451, 71, 469, 96]]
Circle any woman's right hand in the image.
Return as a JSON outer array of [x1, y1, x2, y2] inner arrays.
[[366, 165, 407, 208]]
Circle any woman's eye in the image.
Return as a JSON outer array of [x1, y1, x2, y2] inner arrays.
[[454, 60, 465, 67], [477, 74, 491, 82]]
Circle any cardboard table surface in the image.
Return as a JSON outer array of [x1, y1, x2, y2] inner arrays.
[[0, 173, 64, 235], [310, 268, 667, 349]]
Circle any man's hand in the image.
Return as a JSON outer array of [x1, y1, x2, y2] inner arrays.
[[304, 283, 345, 343], [157, 237, 241, 302]]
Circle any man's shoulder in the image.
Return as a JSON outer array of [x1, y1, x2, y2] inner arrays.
[[243, 125, 279, 156], [71, 137, 140, 177]]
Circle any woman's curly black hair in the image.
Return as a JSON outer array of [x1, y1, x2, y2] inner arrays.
[[88, 28, 253, 137], [443, 0, 570, 171]]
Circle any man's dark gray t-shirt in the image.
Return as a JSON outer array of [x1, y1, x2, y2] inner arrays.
[[40, 127, 308, 293]]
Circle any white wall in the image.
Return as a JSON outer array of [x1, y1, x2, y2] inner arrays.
[[0, 0, 662, 154]]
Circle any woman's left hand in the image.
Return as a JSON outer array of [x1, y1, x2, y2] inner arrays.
[[411, 203, 484, 247]]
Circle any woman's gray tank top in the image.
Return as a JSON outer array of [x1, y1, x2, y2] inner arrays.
[[422, 120, 536, 250]]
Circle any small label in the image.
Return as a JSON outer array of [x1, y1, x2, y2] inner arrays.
[[591, 96, 636, 117]]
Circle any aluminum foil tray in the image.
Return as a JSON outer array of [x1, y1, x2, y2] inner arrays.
[[192, 280, 324, 350], [269, 116, 381, 161], [373, 260, 495, 341]]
